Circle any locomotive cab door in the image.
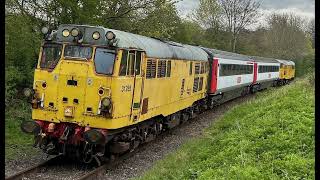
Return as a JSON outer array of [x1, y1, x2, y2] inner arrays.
[[117, 50, 144, 122], [130, 51, 144, 122]]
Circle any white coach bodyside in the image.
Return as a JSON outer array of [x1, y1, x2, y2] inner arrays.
[[217, 58, 254, 92]]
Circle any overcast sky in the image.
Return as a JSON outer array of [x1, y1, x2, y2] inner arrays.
[[176, 0, 315, 28]]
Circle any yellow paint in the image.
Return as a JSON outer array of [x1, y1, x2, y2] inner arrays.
[[279, 63, 295, 80], [32, 45, 208, 129]]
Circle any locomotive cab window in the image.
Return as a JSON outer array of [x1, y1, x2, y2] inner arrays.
[[64, 45, 92, 60], [94, 48, 116, 75], [40, 43, 62, 69]]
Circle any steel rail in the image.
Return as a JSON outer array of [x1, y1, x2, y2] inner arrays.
[[5, 155, 62, 180], [78, 144, 147, 180]]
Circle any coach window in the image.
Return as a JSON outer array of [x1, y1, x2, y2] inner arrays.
[[189, 62, 193, 75]]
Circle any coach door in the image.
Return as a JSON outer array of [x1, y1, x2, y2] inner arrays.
[[210, 58, 219, 94], [253, 62, 258, 84], [130, 51, 144, 121]]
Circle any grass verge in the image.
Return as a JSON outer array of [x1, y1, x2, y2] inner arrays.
[[5, 101, 36, 160], [137, 78, 315, 180]]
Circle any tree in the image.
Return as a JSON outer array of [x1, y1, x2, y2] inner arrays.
[[194, 0, 221, 30], [192, 0, 230, 50], [218, 0, 260, 52], [265, 13, 308, 60], [134, 0, 181, 39]]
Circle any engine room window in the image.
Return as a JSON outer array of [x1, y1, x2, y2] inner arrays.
[[40, 43, 62, 69], [64, 45, 92, 60], [189, 62, 193, 75], [167, 60, 171, 77], [94, 48, 116, 75], [157, 60, 167, 78], [200, 62, 204, 74], [195, 63, 200, 74], [146, 59, 156, 78]]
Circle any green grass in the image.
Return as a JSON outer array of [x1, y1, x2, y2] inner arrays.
[[137, 78, 315, 180], [5, 101, 37, 160]]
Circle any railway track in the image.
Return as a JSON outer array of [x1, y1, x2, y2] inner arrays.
[[5, 141, 148, 180], [78, 141, 148, 180], [5, 155, 63, 180]]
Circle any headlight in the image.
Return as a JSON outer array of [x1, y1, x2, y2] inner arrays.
[[21, 120, 41, 135], [92, 31, 100, 40], [64, 106, 74, 117], [71, 28, 79, 37], [41, 27, 49, 34], [101, 97, 111, 107], [84, 129, 105, 144], [106, 31, 115, 40], [62, 29, 70, 37]]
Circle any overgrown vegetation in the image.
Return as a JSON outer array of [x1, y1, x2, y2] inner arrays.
[[138, 78, 314, 179], [5, 101, 36, 160]]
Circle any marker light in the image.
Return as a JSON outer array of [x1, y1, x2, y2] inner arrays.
[[41, 27, 49, 34], [62, 29, 70, 37], [21, 120, 41, 135], [92, 31, 100, 40], [106, 31, 115, 40], [71, 28, 79, 37]]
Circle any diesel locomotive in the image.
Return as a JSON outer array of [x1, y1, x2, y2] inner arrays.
[[21, 24, 295, 165]]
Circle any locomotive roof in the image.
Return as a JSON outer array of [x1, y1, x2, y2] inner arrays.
[[56, 24, 208, 61], [200, 47, 251, 61]]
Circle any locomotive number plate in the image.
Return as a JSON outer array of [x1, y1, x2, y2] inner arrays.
[[121, 85, 132, 92]]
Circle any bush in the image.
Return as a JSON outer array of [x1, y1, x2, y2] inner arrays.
[[307, 71, 315, 86]]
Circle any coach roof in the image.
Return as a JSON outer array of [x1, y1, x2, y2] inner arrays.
[[250, 56, 279, 63], [200, 47, 251, 61], [56, 24, 208, 61]]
